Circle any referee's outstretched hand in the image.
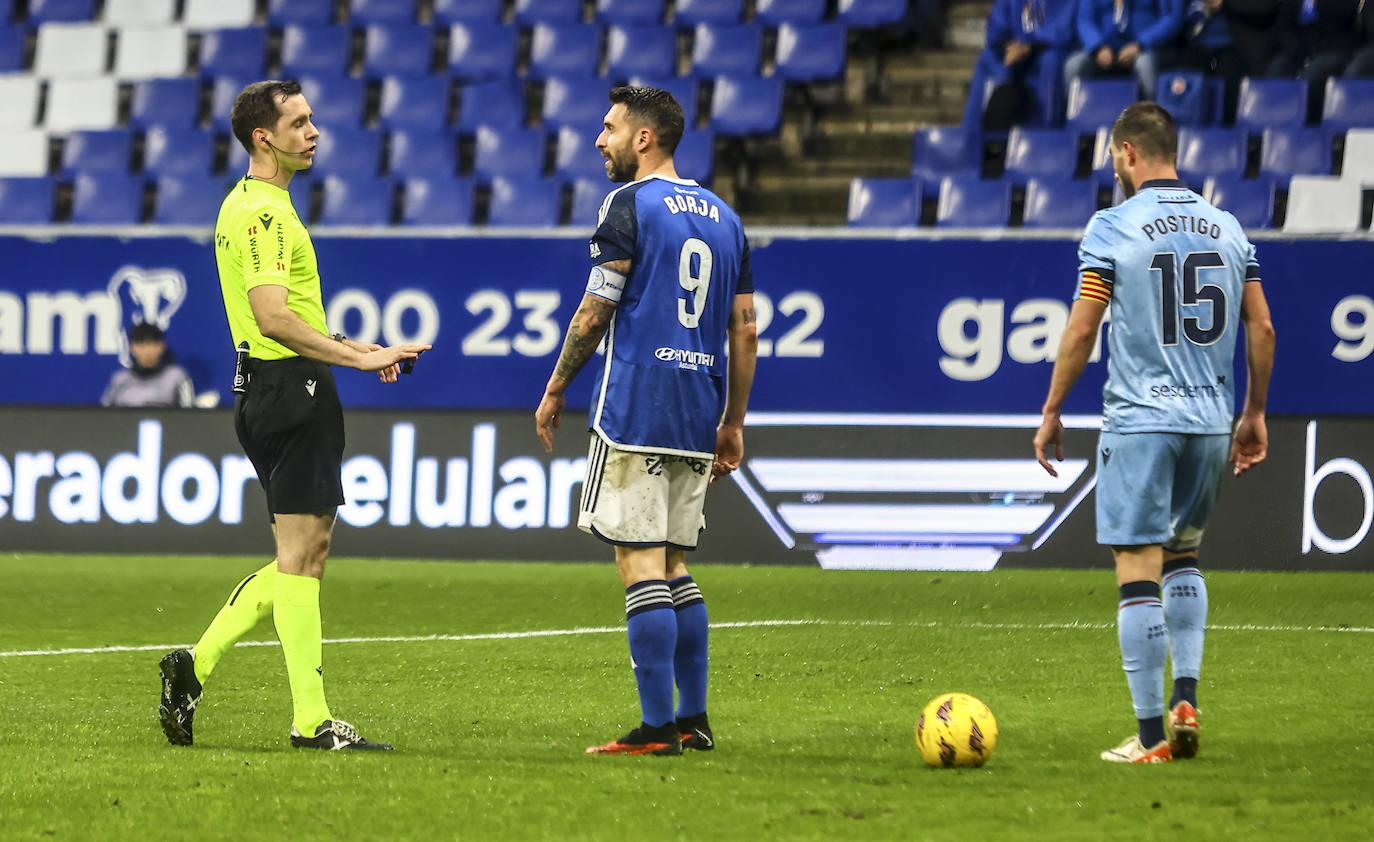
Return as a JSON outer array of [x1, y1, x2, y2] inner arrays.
[[357, 344, 430, 383]]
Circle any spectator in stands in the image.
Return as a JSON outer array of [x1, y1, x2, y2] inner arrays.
[[102, 323, 194, 408], [1266, 0, 1363, 121], [964, 0, 1077, 128], [1063, 0, 1187, 100], [1341, 1, 1374, 76], [1166, 0, 1252, 121]]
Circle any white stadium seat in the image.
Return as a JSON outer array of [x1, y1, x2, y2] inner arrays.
[[43, 77, 119, 131], [1341, 129, 1374, 187], [0, 74, 42, 128], [34, 23, 109, 78], [0, 129, 51, 176], [102, 0, 176, 26], [183, 0, 257, 29], [114, 26, 188, 79], [1283, 176, 1363, 234]]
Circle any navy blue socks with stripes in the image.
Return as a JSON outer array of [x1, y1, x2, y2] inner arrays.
[[669, 575, 709, 720], [625, 580, 677, 729]]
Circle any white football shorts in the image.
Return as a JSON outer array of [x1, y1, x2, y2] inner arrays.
[[578, 435, 711, 550]]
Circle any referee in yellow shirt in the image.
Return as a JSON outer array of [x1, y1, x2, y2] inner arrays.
[[157, 80, 429, 751]]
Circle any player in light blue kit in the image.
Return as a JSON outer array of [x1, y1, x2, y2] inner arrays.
[[1034, 102, 1276, 763], [535, 86, 759, 756]]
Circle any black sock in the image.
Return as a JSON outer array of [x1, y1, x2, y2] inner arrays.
[[1171, 677, 1198, 709], [1139, 716, 1166, 748]]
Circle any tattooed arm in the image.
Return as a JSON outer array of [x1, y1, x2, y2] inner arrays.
[[713, 292, 759, 481], [535, 259, 627, 452]]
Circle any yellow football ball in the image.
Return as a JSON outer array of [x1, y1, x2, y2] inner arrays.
[[915, 692, 998, 768]]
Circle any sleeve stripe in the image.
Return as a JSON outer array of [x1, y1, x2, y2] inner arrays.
[[1245, 263, 1261, 281], [1077, 269, 1114, 304]]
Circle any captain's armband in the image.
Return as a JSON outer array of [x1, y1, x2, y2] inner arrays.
[[585, 264, 626, 303]]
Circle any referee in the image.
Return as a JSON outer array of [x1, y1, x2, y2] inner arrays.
[[157, 81, 429, 751]]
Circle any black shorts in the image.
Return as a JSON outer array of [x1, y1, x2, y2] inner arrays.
[[234, 356, 345, 516]]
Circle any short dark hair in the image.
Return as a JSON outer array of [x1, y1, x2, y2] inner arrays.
[[129, 323, 165, 343], [230, 80, 303, 154], [1110, 102, 1177, 164], [608, 86, 684, 155]]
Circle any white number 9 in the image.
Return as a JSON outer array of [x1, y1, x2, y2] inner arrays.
[[1331, 295, 1374, 362], [677, 238, 712, 329]]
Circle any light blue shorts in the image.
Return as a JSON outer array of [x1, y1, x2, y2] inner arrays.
[[1095, 431, 1230, 551]]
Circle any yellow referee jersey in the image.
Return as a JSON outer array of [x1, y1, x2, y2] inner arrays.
[[214, 176, 328, 360]]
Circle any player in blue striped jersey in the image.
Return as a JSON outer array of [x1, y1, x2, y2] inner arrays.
[[1034, 102, 1276, 763], [535, 86, 758, 756]]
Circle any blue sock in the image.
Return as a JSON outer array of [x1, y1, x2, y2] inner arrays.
[[1118, 580, 1167, 746], [1163, 557, 1207, 709], [625, 580, 676, 729], [669, 575, 709, 720]]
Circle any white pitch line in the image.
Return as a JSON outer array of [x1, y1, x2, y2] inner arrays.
[[0, 617, 1370, 659]]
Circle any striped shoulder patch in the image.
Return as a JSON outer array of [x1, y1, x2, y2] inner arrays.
[[1078, 269, 1114, 304]]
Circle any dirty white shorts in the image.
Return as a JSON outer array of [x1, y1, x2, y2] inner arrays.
[[578, 435, 710, 550]]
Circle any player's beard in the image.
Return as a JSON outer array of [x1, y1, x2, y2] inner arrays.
[[605, 145, 637, 183], [1114, 166, 1135, 199]]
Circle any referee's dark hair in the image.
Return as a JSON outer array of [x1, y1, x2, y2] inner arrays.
[[230, 80, 304, 154], [609, 86, 684, 156], [1110, 102, 1178, 164]]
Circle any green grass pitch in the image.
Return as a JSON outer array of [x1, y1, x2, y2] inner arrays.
[[1, 554, 1371, 841]]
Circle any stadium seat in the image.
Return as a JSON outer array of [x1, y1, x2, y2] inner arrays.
[[628, 76, 699, 126], [529, 23, 602, 79], [486, 175, 561, 226], [936, 176, 1011, 227], [0, 129, 49, 175], [0, 176, 55, 222], [319, 174, 394, 225], [456, 79, 527, 131], [836, 0, 908, 27], [287, 177, 315, 222], [1022, 177, 1096, 228], [44, 78, 118, 131], [675, 130, 714, 182], [606, 24, 676, 80], [401, 175, 476, 225], [267, 0, 335, 26], [311, 126, 383, 176], [183, 0, 256, 28], [513, 0, 584, 25], [1175, 127, 1246, 184], [0, 75, 42, 128], [1321, 78, 1374, 133], [569, 176, 609, 226], [1283, 175, 1362, 233], [0, 28, 24, 73], [1003, 127, 1077, 183], [60, 129, 133, 176], [379, 76, 452, 130], [210, 74, 256, 131], [280, 25, 352, 79], [846, 177, 921, 227], [690, 23, 762, 78], [114, 26, 188, 79], [1064, 78, 1137, 135], [774, 23, 847, 82], [225, 137, 249, 173], [1340, 129, 1374, 184], [198, 28, 268, 78], [27, 0, 95, 24], [152, 174, 229, 224], [103, 0, 173, 25], [553, 124, 607, 181], [1259, 126, 1331, 179], [387, 127, 458, 178], [911, 127, 981, 181], [448, 22, 518, 81], [708, 75, 782, 135], [70, 172, 143, 223], [433, 0, 504, 24], [1202, 176, 1274, 229], [755, 0, 826, 26], [673, 0, 743, 27], [541, 76, 612, 129], [596, 0, 665, 24], [472, 124, 546, 180], [350, 0, 418, 25], [142, 127, 216, 176], [363, 23, 436, 78], [134, 83, 203, 133], [300, 76, 366, 128], [1154, 71, 1215, 126], [34, 23, 107, 77], [1235, 78, 1306, 133]]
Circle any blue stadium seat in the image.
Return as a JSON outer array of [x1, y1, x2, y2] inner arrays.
[[1089, 127, 1115, 188], [1022, 178, 1096, 228], [529, 23, 602, 79], [674, 130, 714, 182], [0, 26, 25, 72], [130, 78, 201, 130], [387, 128, 458, 178], [1003, 127, 1076, 183], [210, 75, 257, 131], [27, 0, 95, 23], [287, 177, 315, 221], [847, 177, 921, 227], [143, 127, 216, 176], [1175, 127, 1246, 184], [836, 0, 907, 27], [401, 175, 476, 225], [379, 76, 452, 129], [1235, 78, 1307, 133], [936, 176, 1011, 227], [1259, 126, 1331, 179], [320, 174, 394, 225], [1154, 71, 1216, 126], [448, 22, 518, 81], [456, 79, 527, 131], [911, 127, 981, 180], [606, 24, 676, 80], [487, 175, 561, 226], [596, 0, 664, 24], [513, 0, 584, 25], [71, 172, 143, 224], [673, 0, 742, 27], [628, 76, 699, 126], [755, 0, 825, 25], [1321, 78, 1374, 133], [0, 177, 55, 223], [363, 24, 436, 78], [1064, 78, 1137, 134], [300, 76, 366, 128], [570, 176, 609, 226], [267, 0, 334, 25], [473, 124, 546, 181], [280, 25, 352, 79], [542, 76, 612, 129], [153, 174, 229, 224], [225, 134, 250, 173], [311, 127, 383, 176], [349, 0, 417, 25], [774, 23, 847, 82], [708, 76, 782, 135], [691, 23, 762, 78], [1203, 176, 1275, 229], [434, 0, 503, 24], [553, 124, 607, 181], [198, 28, 267, 79], [60, 129, 133, 176]]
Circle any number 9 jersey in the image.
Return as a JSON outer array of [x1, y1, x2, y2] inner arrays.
[[586, 174, 754, 457], [1076, 178, 1261, 435]]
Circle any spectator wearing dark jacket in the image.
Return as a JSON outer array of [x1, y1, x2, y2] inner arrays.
[[1168, 0, 1249, 120], [1266, 0, 1363, 120], [1064, 0, 1187, 99], [964, 0, 1077, 126]]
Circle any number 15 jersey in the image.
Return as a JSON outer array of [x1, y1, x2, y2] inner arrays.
[[1076, 178, 1261, 435], [587, 174, 754, 457]]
